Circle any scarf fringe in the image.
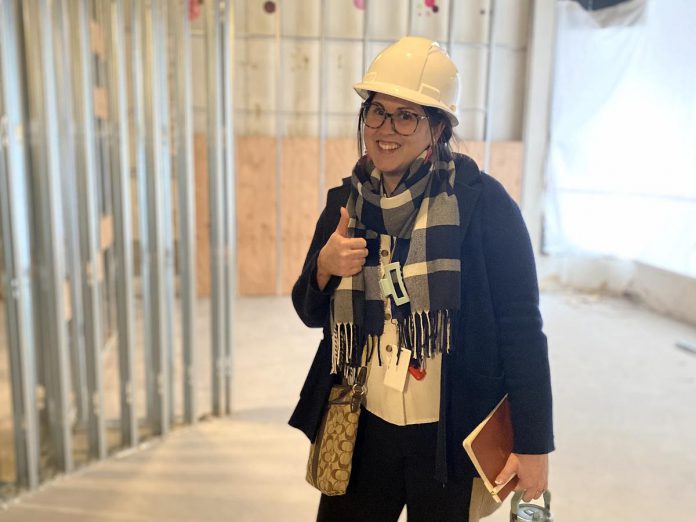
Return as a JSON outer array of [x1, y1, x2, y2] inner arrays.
[[331, 323, 378, 377], [331, 309, 455, 376], [396, 309, 453, 366]]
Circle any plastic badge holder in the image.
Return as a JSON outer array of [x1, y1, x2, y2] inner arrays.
[[379, 261, 410, 306]]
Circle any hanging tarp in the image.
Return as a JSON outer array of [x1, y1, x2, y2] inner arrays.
[[545, 0, 696, 277]]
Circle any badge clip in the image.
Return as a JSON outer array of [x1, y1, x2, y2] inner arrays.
[[379, 262, 410, 306]]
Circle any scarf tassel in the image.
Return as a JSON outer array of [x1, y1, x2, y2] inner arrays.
[[331, 322, 380, 377], [332, 309, 456, 376], [396, 309, 454, 367]]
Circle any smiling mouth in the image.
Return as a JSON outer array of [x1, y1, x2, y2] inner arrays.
[[377, 141, 400, 152]]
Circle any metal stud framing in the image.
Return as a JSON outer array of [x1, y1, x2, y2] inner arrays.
[[172, 0, 198, 424], [58, 1, 90, 438], [106, 0, 138, 447], [318, 0, 327, 209], [273, 4, 283, 296], [221, 1, 236, 415], [482, 0, 498, 172], [0, 0, 40, 489], [141, 0, 175, 436], [130, 0, 157, 434], [206, 0, 226, 416], [362, 1, 370, 74], [74, 0, 107, 460], [31, 0, 74, 473], [0, 0, 237, 498]]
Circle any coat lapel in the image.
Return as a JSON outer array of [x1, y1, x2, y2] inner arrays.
[[453, 154, 483, 240]]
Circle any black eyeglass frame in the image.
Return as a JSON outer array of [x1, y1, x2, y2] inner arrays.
[[361, 101, 429, 136]]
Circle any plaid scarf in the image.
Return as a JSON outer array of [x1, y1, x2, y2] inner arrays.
[[330, 147, 461, 377]]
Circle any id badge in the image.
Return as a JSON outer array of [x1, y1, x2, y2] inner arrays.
[[383, 347, 411, 392]]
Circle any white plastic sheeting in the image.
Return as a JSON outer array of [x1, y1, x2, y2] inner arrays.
[[544, 0, 696, 277]]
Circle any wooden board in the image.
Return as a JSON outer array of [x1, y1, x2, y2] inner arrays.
[[280, 138, 320, 294], [455, 141, 485, 169], [489, 142, 523, 203], [86, 256, 105, 283], [194, 133, 211, 297], [64, 279, 72, 321], [236, 136, 277, 295], [454, 141, 522, 203], [90, 20, 105, 57], [100, 215, 114, 251], [194, 137, 523, 296], [93, 87, 109, 120], [321, 139, 522, 203], [323, 138, 358, 192]]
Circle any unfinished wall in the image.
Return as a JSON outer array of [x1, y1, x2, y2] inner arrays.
[[194, 0, 533, 295], [195, 136, 523, 295]]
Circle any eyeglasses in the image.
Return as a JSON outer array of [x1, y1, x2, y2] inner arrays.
[[362, 102, 428, 136]]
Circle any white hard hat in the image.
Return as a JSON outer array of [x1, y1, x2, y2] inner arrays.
[[353, 36, 460, 127]]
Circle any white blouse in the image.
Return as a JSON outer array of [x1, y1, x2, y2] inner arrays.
[[363, 234, 442, 426]]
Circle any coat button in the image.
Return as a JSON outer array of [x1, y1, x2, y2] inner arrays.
[[385, 345, 393, 353], [384, 312, 391, 321], [380, 249, 389, 257]]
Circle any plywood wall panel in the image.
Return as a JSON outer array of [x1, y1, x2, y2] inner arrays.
[[410, 1, 449, 42], [281, 41, 320, 114], [455, 141, 484, 169], [90, 20, 105, 57], [489, 49, 527, 140], [366, 0, 408, 40], [493, 0, 531, 47], [324, 138, 357, 193], [246, 0, 276, 35], [455, 141, 522, 203], [325, 41, 363, 115], [325, 0, 364, 39], [236, 136, 277, 295], [451, 46, 487, 120], [280, 138, 320, 293], [195, 137, 522, 296], [452, 1, 489, 43], [93, 87, 109, 120], [489, 141, 523, 203], [282, 0, 321, 37], [318, 139, 522, 202]]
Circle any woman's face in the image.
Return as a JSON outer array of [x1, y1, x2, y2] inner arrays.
[[363, 93, 440, 179]]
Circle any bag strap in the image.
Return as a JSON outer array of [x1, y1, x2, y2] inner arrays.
[[350, 366, 367, 413]]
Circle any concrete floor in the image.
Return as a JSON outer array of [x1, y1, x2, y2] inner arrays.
[[1, 289, 695, 521]]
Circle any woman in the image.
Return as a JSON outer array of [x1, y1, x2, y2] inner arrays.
[[290, 36, 554, 521]]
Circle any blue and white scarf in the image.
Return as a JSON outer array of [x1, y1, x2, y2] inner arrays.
[[331, 146, 461, 377]]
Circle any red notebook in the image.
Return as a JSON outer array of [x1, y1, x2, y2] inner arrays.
[[462, 394, 518, 503]]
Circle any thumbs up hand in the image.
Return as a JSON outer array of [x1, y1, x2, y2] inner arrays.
[[335, 206, 350, 237], [316, 207, 369, 290]]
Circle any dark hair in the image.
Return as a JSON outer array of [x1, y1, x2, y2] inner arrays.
[[356, 92, 455, 163], [423, 105, 455, 163], [356, 92, 377, 158]]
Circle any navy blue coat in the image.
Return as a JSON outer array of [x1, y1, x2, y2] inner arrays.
[[289, 154, 554, 483]]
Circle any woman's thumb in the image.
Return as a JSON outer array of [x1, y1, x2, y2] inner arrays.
[[495, 454, 518, 485], [336, 207, 350, 237]]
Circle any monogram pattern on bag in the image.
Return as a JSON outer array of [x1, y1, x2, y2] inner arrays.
[[306, 386, 360, 496]]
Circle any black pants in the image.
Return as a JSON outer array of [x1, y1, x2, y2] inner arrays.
[[317, 409, 473, 522]]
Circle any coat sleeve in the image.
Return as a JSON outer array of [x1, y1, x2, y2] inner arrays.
[[291, 188, 345, 328], [481, 176, 555, 455]]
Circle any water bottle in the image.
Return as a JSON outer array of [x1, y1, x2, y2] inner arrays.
[[510, 490, 553, 521]]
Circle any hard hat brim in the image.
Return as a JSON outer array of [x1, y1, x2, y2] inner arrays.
[[353, 81, 459, 127]]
